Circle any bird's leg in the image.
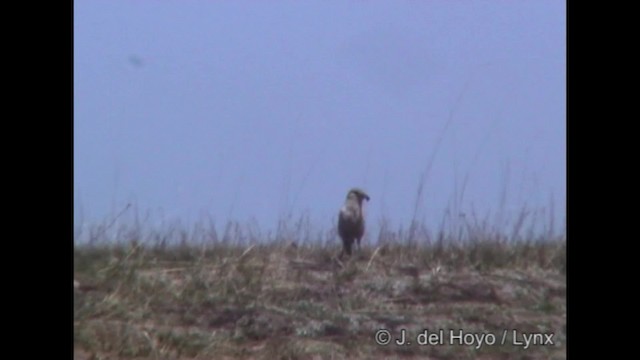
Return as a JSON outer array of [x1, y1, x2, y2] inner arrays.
[[343, 239, 352, 257]]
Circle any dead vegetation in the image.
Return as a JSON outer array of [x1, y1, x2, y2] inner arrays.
[[75, 234, 565, 359]]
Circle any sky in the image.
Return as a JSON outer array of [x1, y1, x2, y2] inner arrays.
[[74, 1, 566, 240]]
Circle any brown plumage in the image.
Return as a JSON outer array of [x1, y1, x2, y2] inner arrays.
[[338, 188, 370, 257]]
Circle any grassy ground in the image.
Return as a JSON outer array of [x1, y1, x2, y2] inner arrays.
[[74, 237, 565, 359]]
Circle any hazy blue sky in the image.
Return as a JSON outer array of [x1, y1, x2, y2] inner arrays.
[[74, 1, 565, 237]]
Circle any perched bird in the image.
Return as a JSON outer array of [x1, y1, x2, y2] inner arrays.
[[338, 188, 370, 257]]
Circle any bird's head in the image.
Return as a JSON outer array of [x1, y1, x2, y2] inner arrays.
[[347, 188, 370, 204]]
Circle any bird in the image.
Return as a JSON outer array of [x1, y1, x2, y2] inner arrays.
[[338, 188, 370, 257]]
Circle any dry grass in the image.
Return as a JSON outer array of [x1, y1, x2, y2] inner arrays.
[[74, 227, 565, 359]]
